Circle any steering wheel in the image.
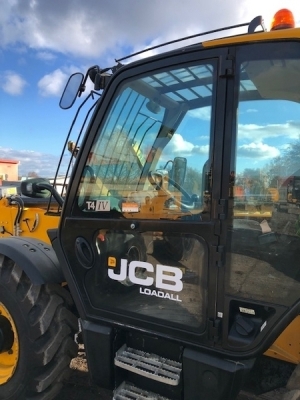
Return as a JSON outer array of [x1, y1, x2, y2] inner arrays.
[[148, 170, 195, 209], [148, 170, 165, 190]]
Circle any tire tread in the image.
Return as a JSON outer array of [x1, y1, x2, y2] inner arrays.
[[0, 255, 78, 400]]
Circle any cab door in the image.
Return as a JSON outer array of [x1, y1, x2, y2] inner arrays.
[[58, 47, 229, 346], [222, 42, 300, 357]]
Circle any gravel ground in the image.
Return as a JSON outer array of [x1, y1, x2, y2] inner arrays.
[[53, 349, 112, 400]]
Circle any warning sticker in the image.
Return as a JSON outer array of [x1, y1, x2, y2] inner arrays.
[[122, 202, 139, 212]]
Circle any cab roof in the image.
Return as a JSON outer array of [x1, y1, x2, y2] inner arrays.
[[203, 26, 300, 48]]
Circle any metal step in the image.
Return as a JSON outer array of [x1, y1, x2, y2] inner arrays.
[[113, 381, 171, 400], [114, 344, 181, 386]]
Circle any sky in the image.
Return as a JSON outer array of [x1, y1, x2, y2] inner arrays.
[[1, 0, 300, 178]]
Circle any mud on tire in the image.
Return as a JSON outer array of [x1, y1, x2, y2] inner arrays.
[[0, 254, 78, 400]]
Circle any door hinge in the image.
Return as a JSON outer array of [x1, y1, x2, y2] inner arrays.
[[208, 317, 222, 343], [219, 54, 235, 77], [217, 198, 228, 220], [212, 245, 225, 267]]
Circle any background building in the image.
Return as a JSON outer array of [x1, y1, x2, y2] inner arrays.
[[0, 159, 19, 182]]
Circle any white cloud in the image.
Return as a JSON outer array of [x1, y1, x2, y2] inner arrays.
[[38, 69, 69, 97], [1, 1, 299, 61], [238, 141, 280, 160], [36, 51, 56, 61], [164, 133, 209, 157], [189, 107, 211, 121], [37, 65, 95, 98], [1, 71, 27, 95], [238, 121, 300, 141], [1, 1, 300, 100], [172, 133, 194, 153]]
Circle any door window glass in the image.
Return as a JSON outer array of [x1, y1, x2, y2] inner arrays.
[[84, 230, 207, 332], [77, 63, 216, 221], [226, 56, 300, 307]]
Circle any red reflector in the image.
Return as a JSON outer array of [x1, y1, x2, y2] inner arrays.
[[271, 8, 295, 30], [98, 233, 105, 241]]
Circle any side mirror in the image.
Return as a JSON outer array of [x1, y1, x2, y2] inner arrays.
[[59, 72, 84, 109], [170, 157, 187, 187], [21, 178, 52, 198]]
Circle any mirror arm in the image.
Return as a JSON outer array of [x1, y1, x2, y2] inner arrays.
[[36, 183, 64, 207], [78, 65, 101, 97]]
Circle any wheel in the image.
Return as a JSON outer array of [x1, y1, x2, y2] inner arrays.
[[121, 236, 147, 286], [96, 233, 147, 290], [163, 234, 194, 261], [0, 254, 78, 400]]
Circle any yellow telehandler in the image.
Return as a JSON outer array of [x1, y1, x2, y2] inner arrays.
[[0, 8, 300, 399]]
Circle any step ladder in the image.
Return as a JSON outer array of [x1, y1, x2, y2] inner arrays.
[[114, 344, 182, 385], [113, 381, 171, 400]]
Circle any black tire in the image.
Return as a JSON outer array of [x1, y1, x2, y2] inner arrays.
[[126, 236, 147, 264], [163, 234, 194, 261], [0, 255, 78, 400]]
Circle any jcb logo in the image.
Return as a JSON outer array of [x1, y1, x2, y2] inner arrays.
[[108, 260, 183, 292]]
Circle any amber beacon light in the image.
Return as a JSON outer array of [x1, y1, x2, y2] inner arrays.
[[271, 8, 295, 30]]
